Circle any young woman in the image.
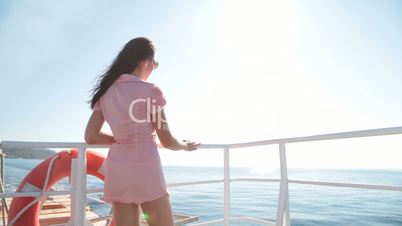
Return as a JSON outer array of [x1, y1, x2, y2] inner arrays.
[[85, 37, 200, 226]]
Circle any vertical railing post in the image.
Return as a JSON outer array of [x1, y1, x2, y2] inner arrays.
[[74, 145, 87, 226], [68, 158, 78, 225], [276, 143, 290, 226], [223, 146, 231, 226]]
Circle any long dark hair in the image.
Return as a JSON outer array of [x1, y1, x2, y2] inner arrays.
[[88, 37, 156, 109]]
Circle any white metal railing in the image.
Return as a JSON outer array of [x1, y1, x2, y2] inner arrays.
[[0, 126, 402, 226]]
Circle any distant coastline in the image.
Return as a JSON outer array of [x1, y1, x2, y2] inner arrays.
[[2, 148, 56, 159]]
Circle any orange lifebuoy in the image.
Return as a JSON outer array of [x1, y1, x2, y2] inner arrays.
[[8, 149, 112, 226]]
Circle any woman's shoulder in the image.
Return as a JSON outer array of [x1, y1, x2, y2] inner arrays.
[[141, 81, 163, 92], [141, 82, 165, 102]]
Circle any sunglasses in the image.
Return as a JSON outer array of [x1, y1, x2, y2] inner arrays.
[[148, 58, 159, 69]]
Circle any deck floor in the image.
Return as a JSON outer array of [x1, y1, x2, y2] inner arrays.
[[0, 196, 198, 226]]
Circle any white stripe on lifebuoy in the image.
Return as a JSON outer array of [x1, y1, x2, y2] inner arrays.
[[21, 182, 42, 193]]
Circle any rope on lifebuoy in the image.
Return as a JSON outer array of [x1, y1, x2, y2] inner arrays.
[[7, 154, 59, 226]]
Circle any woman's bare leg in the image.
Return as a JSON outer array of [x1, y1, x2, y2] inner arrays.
[[140, 194, 174, 226], [112, 201, 141, 226]]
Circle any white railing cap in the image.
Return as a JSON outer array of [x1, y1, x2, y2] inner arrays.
[[1, 126, 402, 150]]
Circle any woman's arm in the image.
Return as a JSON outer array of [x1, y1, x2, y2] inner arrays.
[[85, 111, 115, 144], [152, 109, 200, 151]]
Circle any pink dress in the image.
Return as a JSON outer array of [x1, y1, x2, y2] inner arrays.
[[93, 73, 170, 204]]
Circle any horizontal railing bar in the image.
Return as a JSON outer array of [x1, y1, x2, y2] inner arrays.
[[169, 179, 224, 187], [289, 179, 402, 192], [230, 216, 275, 225], [51, 215, 114, 226], [0, 141, 226, 150], [2, 177, 402, 199], [89, 179, 226, 191], [0, 190, 73, 198], [188, 216, 276, 226], [159, 143, 229, 149], [64, 216, 274, 226], [2, 126, 402, 150], [87, 196, 109, 205], [229, 126, 402, 148], [230, 178, 402, 192], [199, 144, 229, 149], [0, 178, 252, 199], [0, 141, 91, 149], [188, 218, 225, 226], [88, 214, 112, 223], [231, 178, 281, 183], [0, 188, 104, 199]]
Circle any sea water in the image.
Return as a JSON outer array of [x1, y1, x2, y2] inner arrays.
[[3, 159, 402, 226]]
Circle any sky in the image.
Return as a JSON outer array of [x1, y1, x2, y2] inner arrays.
[[1, 0, 402, 169]]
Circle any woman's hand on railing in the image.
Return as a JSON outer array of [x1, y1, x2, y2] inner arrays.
[[181, 140, 201, 151]]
